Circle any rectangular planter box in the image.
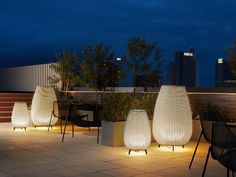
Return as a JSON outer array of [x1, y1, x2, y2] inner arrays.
[[101, 120, 155, 146], [101, 121, 125, 146]]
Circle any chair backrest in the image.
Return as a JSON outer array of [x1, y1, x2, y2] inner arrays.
[[199, 111, 226, 143], [211, 123, 236, 171], [68, 102, 101, 127], [31, 86, 58, 126], [52, 100, 70, 118]]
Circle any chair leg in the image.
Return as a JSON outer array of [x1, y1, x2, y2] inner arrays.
[[60, 119, 62, 134], [232, 171, 235, 177], [97, 126, 100, 144], [86, 115, 90, 132], [62, 118, 68, 142], [72, 123, 74, 138], [202, 147, 211, 177], [48, 113, 53, 131], [189, 131, 203, 169]]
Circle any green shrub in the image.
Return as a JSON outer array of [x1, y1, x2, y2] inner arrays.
[[100, 92, 157, 122]]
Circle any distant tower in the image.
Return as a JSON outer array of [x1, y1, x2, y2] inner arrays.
[[215, 58, 236, 87], [168, 61, 176, 85], [168, 48, 197, 87]]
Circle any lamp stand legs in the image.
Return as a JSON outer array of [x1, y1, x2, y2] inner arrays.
[[13, 127, 26, 131], [158, 145, 185, 152], [128, 149, 148, 155]]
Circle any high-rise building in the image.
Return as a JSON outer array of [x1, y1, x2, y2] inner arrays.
[[215, 58, 236, 87], [168, 48, 197, 87], [167, 61, 176, 85]]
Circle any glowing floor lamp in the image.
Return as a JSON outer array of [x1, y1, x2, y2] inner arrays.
[[31, 86, 58, 127], [153, 85, 192, 151], [124, 109, 151, 155], [11, 102, 31, 130]]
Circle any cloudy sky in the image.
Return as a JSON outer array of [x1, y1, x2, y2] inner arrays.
[[0, 0, 235, 86]]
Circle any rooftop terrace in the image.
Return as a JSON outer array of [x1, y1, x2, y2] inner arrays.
[[0, 123, 226, 177]]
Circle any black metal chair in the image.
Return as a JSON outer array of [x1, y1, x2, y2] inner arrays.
[[48, 100, 70, 133], [189, 111, 227, 169], [62, 102, 101, 143], [202, 123, 236, 177]]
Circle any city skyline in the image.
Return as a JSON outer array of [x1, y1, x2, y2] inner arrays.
[[0, 0, 236, 87]]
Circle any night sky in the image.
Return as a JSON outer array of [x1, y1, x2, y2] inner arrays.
[[0, 0, 236, 87]]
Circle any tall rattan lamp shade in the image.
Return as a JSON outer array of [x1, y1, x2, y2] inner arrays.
[[153, 85, 192, 150], [31, 86, 58, 126]]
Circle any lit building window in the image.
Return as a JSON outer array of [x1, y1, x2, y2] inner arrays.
[[184, 52, 193, 57], [218, 58, 223, 64]]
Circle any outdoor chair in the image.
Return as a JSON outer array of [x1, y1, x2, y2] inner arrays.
[[48, 100, 70, 133], [62, 102, 101, 143], [202, 123, 236, 177], [189, 111, 227, 169]]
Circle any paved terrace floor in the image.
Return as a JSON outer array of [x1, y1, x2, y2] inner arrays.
[[0, 123, 227, 177]]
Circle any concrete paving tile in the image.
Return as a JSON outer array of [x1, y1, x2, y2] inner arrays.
[[102, 167, 144, 177], [0, 123, 229, 177], [0, 170, 13, 177]]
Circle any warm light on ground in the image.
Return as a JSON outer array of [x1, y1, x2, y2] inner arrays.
[[157, 145, 190, 152], [127, 150, 147, 156], [31, 126, 58, 131]]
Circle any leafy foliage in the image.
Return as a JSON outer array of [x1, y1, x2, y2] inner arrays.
[[126, 36, 162, 92], [48, 51, 79, 92], [101, 92, 157, 122], [78, 44, 125, 90]]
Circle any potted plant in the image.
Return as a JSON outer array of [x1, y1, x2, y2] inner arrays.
[[100, 92, 157, 146]]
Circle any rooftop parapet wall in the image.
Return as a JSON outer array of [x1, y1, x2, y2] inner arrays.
[[69, 87, 236, 121], [1, 87, 236, 123], [0, 63, 56, 92]]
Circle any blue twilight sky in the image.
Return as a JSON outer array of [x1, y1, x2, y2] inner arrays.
[[0, 0, 236, 87]]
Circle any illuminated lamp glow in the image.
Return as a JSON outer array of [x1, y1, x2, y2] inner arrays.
[[157, 145, 189, 152], [153, 86, 192, 150], [31, 86, 58, 126], [11, 102, 30, 130], [34, 126, 56, 130], [124, 109, 151, 155], [116, 57, 122, 61]]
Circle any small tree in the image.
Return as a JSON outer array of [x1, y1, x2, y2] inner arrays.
[[48, 51, 78, 94], [126, 36, 162, 93], [228, 39, 236, 75], [78, 44, 125, 90]]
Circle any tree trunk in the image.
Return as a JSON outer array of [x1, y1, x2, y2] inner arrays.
[[133, 64, 136, 94]]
